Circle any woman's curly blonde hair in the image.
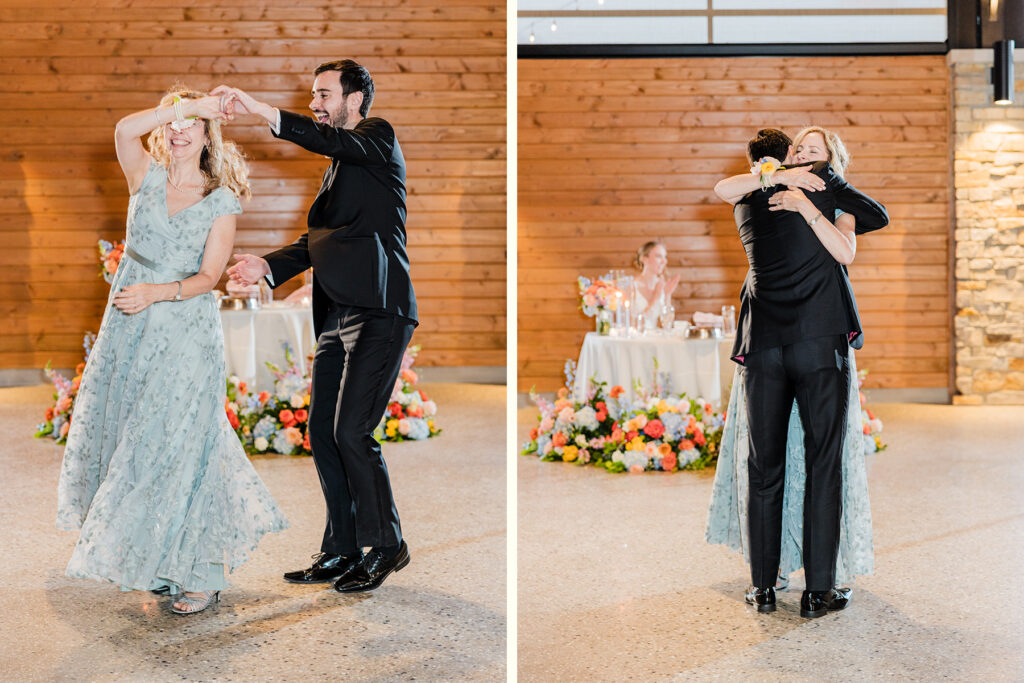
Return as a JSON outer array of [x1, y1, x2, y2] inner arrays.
[[147, 85, 251, 199]]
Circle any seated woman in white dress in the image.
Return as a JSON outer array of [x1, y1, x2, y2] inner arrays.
[[632, 241, 680, 330], [705, 126, 875, 591]]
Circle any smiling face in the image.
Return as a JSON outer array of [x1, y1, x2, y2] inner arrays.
[[641, 244, 668, 276], [309, 71, 361, 129], [163, 116, 208, 164], [792, 131, 829, 165]]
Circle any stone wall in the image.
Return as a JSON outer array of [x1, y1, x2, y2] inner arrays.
[[950, 48, 1024, 405]]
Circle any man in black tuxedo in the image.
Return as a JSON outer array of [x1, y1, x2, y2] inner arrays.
[[716, 129, 888, 618], [217, 60, 417, 593]]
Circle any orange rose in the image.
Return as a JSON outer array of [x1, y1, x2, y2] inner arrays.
[[303, 431, 311, 450], [679, 439, 695, 450], [693, 431, 706, 447], [294, 409, 308, 423], [226, 409, 240, 429], [863, 424, 871, 435], [238, 381, 247, 394], [529, 427, 539, 440], [552, 432, 568, 448], [279, 409, 296, 428], [258, 391, 270, 404], [75, 362, 86, 375], [609, 385, 625, 398], [44, 407, 54, 421]]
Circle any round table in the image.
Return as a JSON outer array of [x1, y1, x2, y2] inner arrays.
[[220, 303, 316, 389], [572, 331, 736, 407]]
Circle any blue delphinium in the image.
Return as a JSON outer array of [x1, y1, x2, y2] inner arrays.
[[659, 412, 686, 441], [272, 429, 296, 455], [253, 416, 277, 440]]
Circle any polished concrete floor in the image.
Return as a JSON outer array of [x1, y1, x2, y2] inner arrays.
[[1, 383, 505, 682], [518, 402, 1024, 682]]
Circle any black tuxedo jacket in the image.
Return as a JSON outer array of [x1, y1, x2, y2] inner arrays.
[[731, 160, 888, 361], [263, 110, 418, 337]]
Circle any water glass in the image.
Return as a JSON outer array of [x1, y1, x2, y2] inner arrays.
[[721, 304, 736, 335], [659, 305, 675, 332]]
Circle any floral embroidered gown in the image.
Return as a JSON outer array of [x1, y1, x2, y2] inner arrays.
[[57, 162, 289, 593]]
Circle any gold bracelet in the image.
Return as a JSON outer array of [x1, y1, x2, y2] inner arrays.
[[173, 280, 182, 301]]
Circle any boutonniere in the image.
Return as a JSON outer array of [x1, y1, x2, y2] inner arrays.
[[750, 156, 784, 191]]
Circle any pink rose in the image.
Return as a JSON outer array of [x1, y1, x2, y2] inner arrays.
[[629, 463, 645, 473], [398, 419, 412, 435], [59, 421, 70, 438]]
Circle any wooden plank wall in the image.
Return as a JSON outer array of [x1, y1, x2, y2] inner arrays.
[[518, 56, 951, 393], [0, 0, 505, 371]]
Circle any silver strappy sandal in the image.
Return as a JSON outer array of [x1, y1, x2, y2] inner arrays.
[[170, 590, 220, 615]]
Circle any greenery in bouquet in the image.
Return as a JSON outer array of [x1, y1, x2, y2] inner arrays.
[[98, 239, 125, 284], [858, 368, 886, 453], [226, 344, 440, 456], [522, 361, 724, 473], [35, 333, 95, 444], [577, 275, 622, 318]]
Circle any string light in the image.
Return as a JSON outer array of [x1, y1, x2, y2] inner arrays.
[[523, 0, 604, 44]]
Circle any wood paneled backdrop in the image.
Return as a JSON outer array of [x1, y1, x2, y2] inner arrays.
[[519, 56, 951, 393], [0, 0, 505, 372]]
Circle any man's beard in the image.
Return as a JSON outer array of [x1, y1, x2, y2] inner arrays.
[[331, 108, 348, 128]]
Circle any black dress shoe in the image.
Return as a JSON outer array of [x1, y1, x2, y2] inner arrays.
[[744, 585, 776, 613], [283, 552, 364, 584], [800, 586, 852, 618], [334, 541, 410, 593]]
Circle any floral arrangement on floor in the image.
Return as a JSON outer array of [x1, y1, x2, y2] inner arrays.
[[225, 344, 441, 456], [522, 362, 724, 473], [858, 369, 886, 453], [98, 239, 125, 283], [35, 333, 95, 444]]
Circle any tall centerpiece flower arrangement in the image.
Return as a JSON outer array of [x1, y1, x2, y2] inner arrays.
[[578, 276, 622, 335]]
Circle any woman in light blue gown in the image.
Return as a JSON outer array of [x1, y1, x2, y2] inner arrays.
[[57, 87, 289, 614], [705, 127, 875, 589]]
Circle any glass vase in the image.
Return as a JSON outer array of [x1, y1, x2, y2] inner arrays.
[[596, 308, 612, 335]]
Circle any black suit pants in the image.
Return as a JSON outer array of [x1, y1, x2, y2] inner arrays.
[[742, 335, 850, 592], [308, 304, 415, 554]]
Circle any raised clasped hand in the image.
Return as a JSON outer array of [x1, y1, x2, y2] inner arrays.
[[113, 283, 157, 315], [211, 85, 257, 117]]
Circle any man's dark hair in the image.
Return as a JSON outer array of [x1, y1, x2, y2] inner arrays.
[[747, 128, 792, 164], [314, 59, 374, 117]]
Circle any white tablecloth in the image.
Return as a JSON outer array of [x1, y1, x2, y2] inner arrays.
[[572, 332, 737, 407], [220, 304, 316, 389]]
